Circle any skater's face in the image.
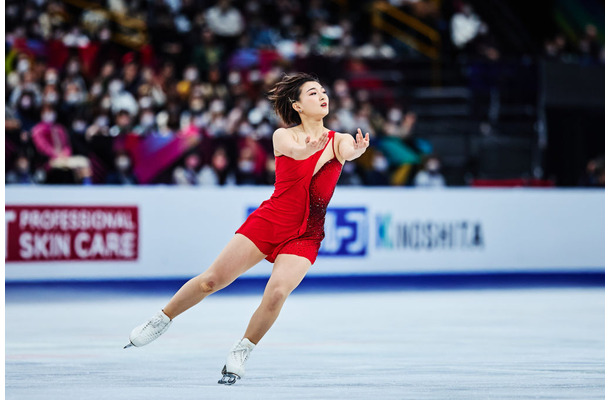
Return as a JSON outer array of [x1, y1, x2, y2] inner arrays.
[[293, 81, 329, 119]]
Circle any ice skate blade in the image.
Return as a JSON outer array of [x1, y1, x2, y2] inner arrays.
[[218, 373, 240, 385], [123, 342, 134, 349]]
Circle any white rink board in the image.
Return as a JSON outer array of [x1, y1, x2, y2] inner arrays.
[[5, 186, 604, 281]]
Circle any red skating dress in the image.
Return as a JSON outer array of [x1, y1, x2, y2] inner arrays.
[[236, 130, 342, 265]]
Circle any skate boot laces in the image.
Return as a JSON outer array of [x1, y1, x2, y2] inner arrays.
[[126, 310, 172, 348], [230, 342, 251, 365], [147, 313, 166, 329]]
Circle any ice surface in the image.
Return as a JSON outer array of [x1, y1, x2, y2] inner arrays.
[[5, 288, 604, 399]]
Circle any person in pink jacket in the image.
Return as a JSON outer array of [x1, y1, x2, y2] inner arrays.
[[31, 105, 91, 183]]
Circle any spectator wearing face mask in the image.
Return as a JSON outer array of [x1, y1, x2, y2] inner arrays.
[[60, 81, 87, 117], [109, 109, 135, 137], [134, 108, 158, 136], [6, 155, 36, 184], [62, 57, 88, 94], [206, 146, 236, 185], [173, 152, 203, 185], [364, 149, 390, 186], [85, 113, 111, 141], [68, 114, 92, 156], [13, 91, 40, 131], [107, 78, 138, 116], [236, 146, 259, 185], [31, 104, 91, 183], [9, 69, 42, 113], [414, 155, 446, 188], [106, 151, 138, 185], [31, 105, 71, 160], [205, 0, 245, 54]]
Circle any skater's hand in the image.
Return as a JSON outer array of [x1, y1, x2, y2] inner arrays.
[[304, 131, 330, 154], [353, 128, 370, 152], [337, 128, 370, 162]]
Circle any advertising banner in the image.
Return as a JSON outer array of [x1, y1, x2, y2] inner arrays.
[[5, 205, 139, 262], [4, 187, 604, 281]]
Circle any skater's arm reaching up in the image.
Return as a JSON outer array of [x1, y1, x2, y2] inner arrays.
[[336, 128, 370, 162]]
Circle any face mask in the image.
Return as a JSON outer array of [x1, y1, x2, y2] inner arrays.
[[190, 99, 204, 112], [334, 82, 348, 97], [101, 98, 111, 110], [141, 113, 155, 127], [96, 116, 109, 127], [249, 70, 261, 82], [388, 108, 402, 123], [42, 112, 56, 123], [257, 123, 272, 137], [108, 80, 123, 95], [210, 100, 225, 113], [238, 160, 255, 173], [72, 120, 87, 133], [426, 160, 440, 173], [99, 29, 111, 41], [66, 92, 81, 104], [372, 155, 388, 171], [256, 99, 270, 113], [228, 71, 241, 85], [139, 97, 153, 109], [248, 108, 263, 125], [194, 114, 206, 127], [67, 63, 79, 75], [184, 69, 198, 82], [156, 112, 169, 127], [238, 122, 252, 136], [45, 92, 59, 104], [116, 156, 131, 171], [17, 59, 30, 73], [45, 74, 58, 85], [20, 97, 32, 109], [91, 84, 103, 97]]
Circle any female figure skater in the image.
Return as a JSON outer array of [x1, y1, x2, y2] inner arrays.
[[125, 72, 370, 385]]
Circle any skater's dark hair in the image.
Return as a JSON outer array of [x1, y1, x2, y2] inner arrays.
[[267, 72, 319, 126]]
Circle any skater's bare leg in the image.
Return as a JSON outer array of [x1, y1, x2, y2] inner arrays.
[[163, 234, 265, 319], [243, 254, 310, 344]]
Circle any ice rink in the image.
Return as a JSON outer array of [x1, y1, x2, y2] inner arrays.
[[5, 285, 604, 400]]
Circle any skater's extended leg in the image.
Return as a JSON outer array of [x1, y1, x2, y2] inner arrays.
[[163, 234, 266, 319], [243, 254, 310, 344], [125, 234, 264, 348]]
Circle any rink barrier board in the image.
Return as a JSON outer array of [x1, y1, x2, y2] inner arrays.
[[5, 186, 604, 281]]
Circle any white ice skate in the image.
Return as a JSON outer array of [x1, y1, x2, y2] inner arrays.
[[218, 338, 256, 385], [124, 310, 172, 348]]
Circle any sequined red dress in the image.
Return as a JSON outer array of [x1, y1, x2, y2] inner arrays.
[[236, 131, 342, 264]]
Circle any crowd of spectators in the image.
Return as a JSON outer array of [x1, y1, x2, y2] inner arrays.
[[5, 0, 443, 187], [543, 23, 604, 65], [5, 0, 602, 187]]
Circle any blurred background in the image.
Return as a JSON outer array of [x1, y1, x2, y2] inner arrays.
[[4, 0, 605, 188]]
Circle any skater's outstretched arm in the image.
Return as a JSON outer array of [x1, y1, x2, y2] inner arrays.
[[336, 128, 370, 162]]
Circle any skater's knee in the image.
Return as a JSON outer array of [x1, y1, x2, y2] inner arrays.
[[199, 279, 216, 294], [265, 286, 290, 311]]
